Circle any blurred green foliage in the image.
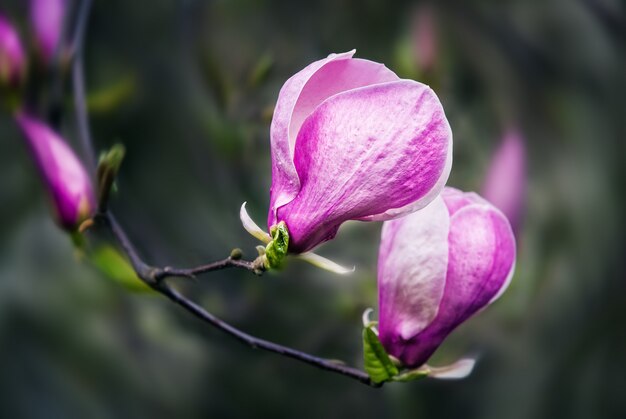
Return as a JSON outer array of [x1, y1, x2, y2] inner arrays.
[[0, 0, 624, 418]]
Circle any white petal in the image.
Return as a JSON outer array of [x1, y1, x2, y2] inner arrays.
[[378, 196, 450, 340], [362, 308, 374, 328], [297, 252, 355, 275], [428, 358, 476, 379], [240, 202, 271, 244]]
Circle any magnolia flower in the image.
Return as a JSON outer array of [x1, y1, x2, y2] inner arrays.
[[377, 187, 516, 370], [30, 0, 66, 64], [0, 15, 26, 85], [16, 113, 95, 230], [482, 129, 526, 234], [257, 50, 452, 256]]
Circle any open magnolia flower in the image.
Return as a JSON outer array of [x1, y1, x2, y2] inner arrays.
[[16, 113, 95, 230], [242, 50, 452, 270], [375, 187, 516, 376], [0, 14, 26, 86]]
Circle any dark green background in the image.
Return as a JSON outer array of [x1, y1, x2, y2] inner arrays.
[[1, 0, 624, 418]]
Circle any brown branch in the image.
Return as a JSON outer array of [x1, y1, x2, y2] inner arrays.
[[70, 0, 377, 387], [94, 211, 377, 387]]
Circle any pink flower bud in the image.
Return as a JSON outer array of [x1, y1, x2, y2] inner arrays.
[[268, 50, 453, 253], [0, 15, 26, 85], [16, 113, 95, 230], [30, 0, 66, 64], [481, 129, 527, 234], [378, 187, 516, 368]]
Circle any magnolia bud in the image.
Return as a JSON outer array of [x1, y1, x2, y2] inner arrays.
[[378, 187, 516, 368], [30, 0, 67, 65], [0, 15, 26, 86], [16, 113, 95, 230]]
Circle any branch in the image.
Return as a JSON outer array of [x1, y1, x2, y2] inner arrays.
[[96, 211, 378, 387], [71, 0, 97, 177], [70, 0, 378, 388], [98, 212, 262, 281]]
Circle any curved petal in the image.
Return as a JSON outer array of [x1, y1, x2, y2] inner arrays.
[[378, 197, 449, 348], [240, 202, 272, 243], [441, 186, 489, 215], [296, 251, 354, 274], [427, 358, 476, 379], [393, 199, 516, 367], [277, 80, 452, 253], [437, 203, 516, 326], [268, 51, 399, 226]]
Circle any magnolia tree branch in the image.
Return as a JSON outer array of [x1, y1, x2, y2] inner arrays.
[[96, 211, 377, 387], [99, 212, 260, 281], [69, 0, 377, 388]]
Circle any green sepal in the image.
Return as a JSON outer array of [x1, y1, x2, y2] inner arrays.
[[362, 326, 399, 384], [264, 221, 289, 269], [391, 367, 430, 383], [90, 245, 152, 293], [97, 144, 126, 210]]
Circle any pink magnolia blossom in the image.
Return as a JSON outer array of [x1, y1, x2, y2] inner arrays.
[[377, 187, 516, 368], [267, 50, 453, 253], [16, 113, 95, 230], [30, 0, 66, 64], [482, 129, 527, 234], [0, 15, 26, 85]]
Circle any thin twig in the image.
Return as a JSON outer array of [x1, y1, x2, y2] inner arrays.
[[156, 258, 260, 280], [157, 281, 376, 386], [97, 212, 377, 387], [97, 212, 262, 282], [70, 0, 377, 387], [71, 0, 97, 176]]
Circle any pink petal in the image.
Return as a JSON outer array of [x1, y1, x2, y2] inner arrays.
[[268, 51, 399, 226], [442, 203, 516, 322], [276, 79, 452, 253], [442, 186, 489, 216]]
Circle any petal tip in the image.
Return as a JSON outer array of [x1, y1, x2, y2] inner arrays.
[[240, 202, 271, 244], [297, 252, 355, 275], [428, 358, 476, 380]]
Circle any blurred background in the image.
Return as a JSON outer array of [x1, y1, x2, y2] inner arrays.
[[1, 0, 624, 418]]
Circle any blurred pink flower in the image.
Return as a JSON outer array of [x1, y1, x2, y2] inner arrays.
[[411, 4, 438, 75], [482, 129, 527, 233], [0, 14, 26, 85], [377, 187, 516, 368], [31, 0, 66, 64], [16, 112, 95, 230], [267, 50, 453, 253]]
